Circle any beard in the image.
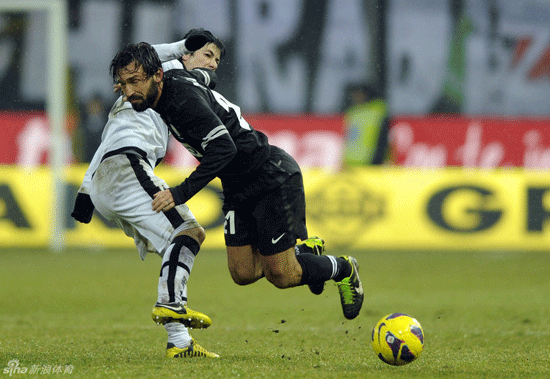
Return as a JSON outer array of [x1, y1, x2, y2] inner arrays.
[[128, 82, 159, 112]]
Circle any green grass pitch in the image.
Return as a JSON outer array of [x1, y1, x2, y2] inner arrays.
[[1, 247, 549, 378]]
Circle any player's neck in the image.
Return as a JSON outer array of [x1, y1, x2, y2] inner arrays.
[[152, 81, 164, 110]]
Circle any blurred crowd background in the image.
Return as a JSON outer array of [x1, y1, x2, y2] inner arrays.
[[2, 0, 550, 250], [1, 0, 549, 168]]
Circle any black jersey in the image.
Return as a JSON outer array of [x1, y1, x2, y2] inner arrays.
[[154, 69, 271, 205]]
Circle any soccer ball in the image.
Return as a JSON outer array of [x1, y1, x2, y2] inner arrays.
[[371, 313, 424, 366]]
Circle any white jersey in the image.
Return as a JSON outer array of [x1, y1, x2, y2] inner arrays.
[[77, 58, 200, 260], [78, 98, 168, 195], [79, 59, 184, 196], [74, 39, 207, 314]]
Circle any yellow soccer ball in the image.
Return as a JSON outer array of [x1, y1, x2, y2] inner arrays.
[[371, 313, 424, 366]]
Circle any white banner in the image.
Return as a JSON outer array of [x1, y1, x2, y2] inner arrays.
[[388, 0, 550, 115]]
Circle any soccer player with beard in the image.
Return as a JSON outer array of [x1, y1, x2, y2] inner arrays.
[[109, 42, 364, 323], [71, 29, 223, 358]]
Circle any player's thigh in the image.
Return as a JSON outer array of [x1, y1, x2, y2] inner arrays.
[[259, 246, 302, 287], [127, 200, 202, 253], [226, 244, 263, 283], [255, 173, 308, 255], [222, 196, 258, 248], [226, 245, 256, 269], [92, 155, 199, 254]]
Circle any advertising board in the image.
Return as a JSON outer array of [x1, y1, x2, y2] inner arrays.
[[392, 116, 550, 168], [5, 112, 549, 169], [1, 166, 548, 252]]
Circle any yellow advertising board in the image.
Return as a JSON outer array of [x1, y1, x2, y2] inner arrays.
[[0, 167, 51, 247], [1, 165, 549, 251], [303, 168, 550, 251]]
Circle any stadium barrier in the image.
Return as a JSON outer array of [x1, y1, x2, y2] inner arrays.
[[1, 165, 549, 251]]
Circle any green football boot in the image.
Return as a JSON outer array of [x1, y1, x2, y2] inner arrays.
[[336, 256, 364, 320]]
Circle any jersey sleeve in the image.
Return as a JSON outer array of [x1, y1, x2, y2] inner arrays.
[[170, 135, 236, 205], [169, 96, 237, 205], [153, 40, 188, 62], [78, 139, 104, 195], [162, 60, 184, 72], [189, 68, 217, 90]]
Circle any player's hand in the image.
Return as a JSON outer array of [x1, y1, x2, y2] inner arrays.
[[183, 29, 215, 52], [71, 193, 95, 224], [152, 189, 175, 213]]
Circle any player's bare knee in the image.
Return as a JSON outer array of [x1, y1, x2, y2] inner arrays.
[[228, 267, 256, 286], [264, 270, 292, 289], [261, 253, 301, 288], [176, 226, 206, 245], [194, 226, 206, 244], [230, 272, 250, 286], [227, 260, 259, 285]]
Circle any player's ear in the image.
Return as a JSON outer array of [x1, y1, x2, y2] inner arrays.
[[154, 68, 163, 83], [180, 54, 190, 70]]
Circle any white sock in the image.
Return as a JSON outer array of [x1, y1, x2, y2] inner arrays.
[[157, 240, 196, 304], [165, 323, 192, 348], [181, 283, 188, 305]]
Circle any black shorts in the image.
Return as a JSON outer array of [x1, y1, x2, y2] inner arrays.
[[221, 147, 308, 255]]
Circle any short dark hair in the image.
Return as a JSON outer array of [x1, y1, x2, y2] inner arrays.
[[183, 28, 226, 60], [109, 42, 162, 83]]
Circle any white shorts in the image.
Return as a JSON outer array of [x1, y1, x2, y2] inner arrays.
[[90, 154, 200, 260]]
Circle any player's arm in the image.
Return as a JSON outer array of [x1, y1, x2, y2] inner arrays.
[[153, 131, 236, 212], [154, 133, 235, 212], [71, 143, 104, 224], [71, 192, 95, 224], [71, 97, 127, 223], [153, 98, 236, 211], [153, 29, 216, 62], [170, 131, 236, 206], [188, 67, 218, 90]]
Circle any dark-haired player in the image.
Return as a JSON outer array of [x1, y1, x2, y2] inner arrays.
[[109, 42, 364, 323], [72, 29, 224, 358]]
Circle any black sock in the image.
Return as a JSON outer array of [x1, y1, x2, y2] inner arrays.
[[295, 246, 352, 284], [296, 254, 335, 286], [333, 257, 352, 282], [295, 243, 313, 255]]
